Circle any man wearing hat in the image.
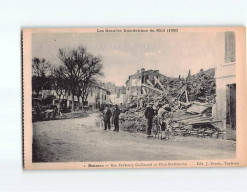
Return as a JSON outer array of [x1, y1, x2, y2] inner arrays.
[[112, 104, 121, 132], [144, 102, 155, 137], [103, 105, 112, 130]]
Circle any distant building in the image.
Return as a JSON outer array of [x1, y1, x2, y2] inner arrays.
[[32, 89, 57, 98], [37, 85, 111, 110], [87, 86, 111, 109], [99, 82, 126, 106], [109, 93, 127, 106], [214, 31, 236, 130], [125, 68, 165, 97], [100, 82, 118, 93], [99, 82, 126, 95], [66, 95, 80, 109]]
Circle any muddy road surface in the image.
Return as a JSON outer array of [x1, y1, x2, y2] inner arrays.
[[32, 112, 236, 162]]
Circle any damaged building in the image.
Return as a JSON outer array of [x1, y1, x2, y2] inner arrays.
[[119, 31, 236, 139], [125, 68, 166, 100]]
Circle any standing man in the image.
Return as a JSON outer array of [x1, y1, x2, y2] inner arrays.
[[144, 103, 154, 137], [112, 104, 121, 132], [103, 105, 112, 130], [34, 104, 41, 121]]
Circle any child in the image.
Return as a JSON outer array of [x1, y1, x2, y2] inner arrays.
[[160, 107, 173, 140]]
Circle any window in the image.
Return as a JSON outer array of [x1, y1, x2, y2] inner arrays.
[[225, 32, 236, 63]]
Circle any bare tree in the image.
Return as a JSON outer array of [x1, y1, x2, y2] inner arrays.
[[58, 46, 103, 111], [79, 55, 103, 110], [52, 66, 68, 114], [32, 57, 50, 77], [32, 57, 51, 97]]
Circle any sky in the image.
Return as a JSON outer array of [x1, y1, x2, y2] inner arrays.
[[32, 31, 224, 86]]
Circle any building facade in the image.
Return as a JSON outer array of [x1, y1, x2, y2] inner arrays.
[[214, 31, 236, 130], [109, 93, 127, 106], [87, 86, 111, 109], [35, 86, 111, 110], [125, 68, 166, 98]]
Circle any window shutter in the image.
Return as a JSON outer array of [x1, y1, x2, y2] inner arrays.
[[225, 32, 236, 63]]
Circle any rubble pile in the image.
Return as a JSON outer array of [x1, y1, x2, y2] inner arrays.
[[119, 93, 171, 132], [159, 68, 216, 103], [170, 109, 224, 138], [119, 68, 223, 138], [119, 107, 146, 132]]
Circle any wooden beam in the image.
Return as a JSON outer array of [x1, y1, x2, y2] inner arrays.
[[142, 87, 147, 95], [188, 120, 222, 125], [185, 90, 189, 103], [147, 80, 154, 87], [154, 76, 166, 91], [178, 85, 187, 101], [181, 118, 212, 124], [141, 83, 164, 94], [174, 114, 202, 122]]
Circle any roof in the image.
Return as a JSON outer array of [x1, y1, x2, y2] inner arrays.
[[126, 69, 164, 84], [97, 86, 111, 94], [129, 69, 159, 78]]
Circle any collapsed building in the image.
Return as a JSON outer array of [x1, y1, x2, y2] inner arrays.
[[120, 31, 236, 140], [126, 68, 166, 98], [120, 68, 218, 137]]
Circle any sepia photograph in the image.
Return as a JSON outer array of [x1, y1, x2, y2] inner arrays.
[[22, 27, 246, 169], [3, 0, 247, 192]]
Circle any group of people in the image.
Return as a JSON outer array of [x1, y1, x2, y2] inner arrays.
[[102, 102, 172, 138], [102, 104, 121, 132], [144, 102, 172, 138]]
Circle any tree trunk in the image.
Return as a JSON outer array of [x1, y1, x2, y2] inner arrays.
[[35, 90, 39, 98], [81, 99, 85, 111], [77, 96, 81, 110], [71, 93, 75, 112], [58, 96, 61, 115]]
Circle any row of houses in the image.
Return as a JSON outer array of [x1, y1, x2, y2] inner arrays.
[[33, 84, 127, 110]]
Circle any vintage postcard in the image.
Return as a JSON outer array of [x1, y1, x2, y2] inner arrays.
[[23, 27, 247, 170]]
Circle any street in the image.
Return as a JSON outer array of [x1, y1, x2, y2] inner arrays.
[[32, 112, 236, 162]]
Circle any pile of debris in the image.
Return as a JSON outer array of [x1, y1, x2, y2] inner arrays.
[[159, 68, 216, 103], [119, 107, 146, 132], [119, 68, 223, 138], [119, 101, 223, 138], [170, 103, 223, 138]]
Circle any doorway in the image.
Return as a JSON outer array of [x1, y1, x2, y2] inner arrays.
[[226, 84, 236, 130]]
